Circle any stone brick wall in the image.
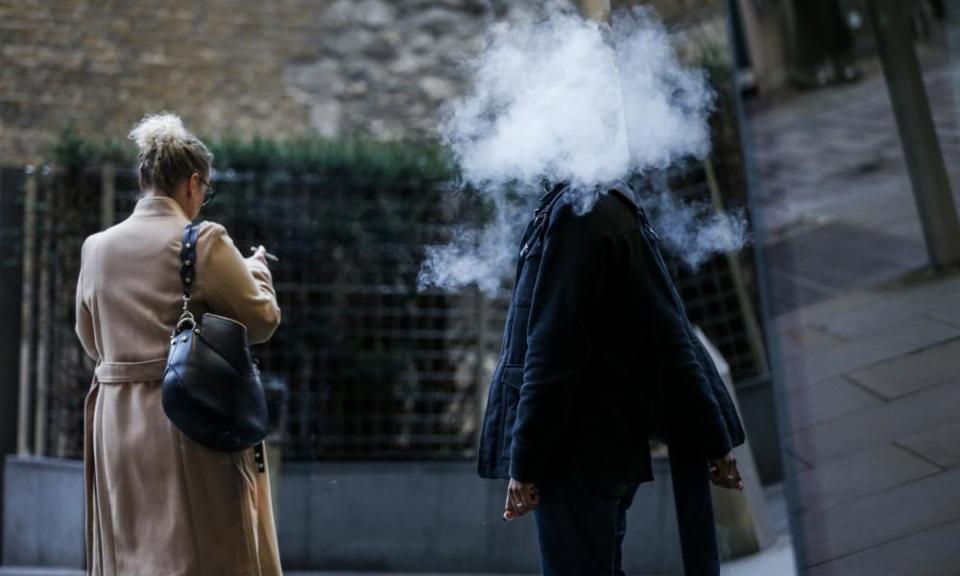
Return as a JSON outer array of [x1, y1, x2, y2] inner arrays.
[[0, 0, 490, 164], [0, 0, 724, 165]]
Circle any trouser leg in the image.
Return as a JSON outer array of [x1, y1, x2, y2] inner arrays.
[[817, 0, 854, 58], [669, 444, 720, 576], [613, 484, 639, 576], [534, 479, 639, 576], [790, 0, 853, 72]]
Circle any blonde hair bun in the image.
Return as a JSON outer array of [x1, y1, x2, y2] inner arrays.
[[129, 113, 192, 153], [129, 112, 213, 194]]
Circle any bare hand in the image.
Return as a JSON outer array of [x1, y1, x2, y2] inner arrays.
[[503, 479, 540, 521], [709, 452, 743, 491]]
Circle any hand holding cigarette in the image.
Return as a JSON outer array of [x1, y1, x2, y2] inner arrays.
[[709, 452, 743, 491], [503, 479, 539, 522], [249, 245, 279, 263]]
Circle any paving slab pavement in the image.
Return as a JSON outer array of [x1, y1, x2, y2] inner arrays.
[[776, 273, 960, 575], [769, 263, 960, 575], [0, 484, 796, 576], [747, 45, 960, 574]]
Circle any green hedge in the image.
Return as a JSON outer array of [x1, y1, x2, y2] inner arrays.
[[51, 127, 456, 186]]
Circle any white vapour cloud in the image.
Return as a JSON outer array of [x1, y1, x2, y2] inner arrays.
[[419, 6, 745, 294], [445, 14, 630, 188], [418, 195, 533, 295], [446, 8, 712, 189], [641, 192, 750, 270]]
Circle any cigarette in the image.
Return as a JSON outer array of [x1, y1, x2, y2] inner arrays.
[[250, 246, 280, 262]]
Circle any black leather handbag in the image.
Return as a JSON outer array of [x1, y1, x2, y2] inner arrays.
[[161, 223, 269, 452]]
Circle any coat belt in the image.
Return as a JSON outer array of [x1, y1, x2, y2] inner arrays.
[[95, 358, 167, 383]]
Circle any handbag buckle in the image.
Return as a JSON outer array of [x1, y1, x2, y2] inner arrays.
[[176, 311, 197, 333]]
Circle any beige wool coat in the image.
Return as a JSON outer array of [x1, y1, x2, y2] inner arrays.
[[75, 196, 283, 576]]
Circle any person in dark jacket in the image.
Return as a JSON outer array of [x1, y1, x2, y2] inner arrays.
[[477, 181, 746, 576], [787, 0, 860, 87]]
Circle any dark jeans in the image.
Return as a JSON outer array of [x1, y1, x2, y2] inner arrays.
[[534, 448, 719, 576], [534, 479, 638, 576]]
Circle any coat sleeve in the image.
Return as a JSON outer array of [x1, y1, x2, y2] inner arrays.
[[636, 229, 734, 460], [198, 223, 281, 345], [75, 237, 98, 360], [509, 201, 607, 483]]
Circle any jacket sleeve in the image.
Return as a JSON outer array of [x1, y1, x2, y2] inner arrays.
[[637, 229, 734, 460], [509, 201, 607, 483], [75, 237, 98, 360], [198, 223, 281, 345]]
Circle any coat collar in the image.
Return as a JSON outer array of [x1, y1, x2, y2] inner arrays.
[[607, 180, 639, 210], [537, 180, 640, 213], [132, 195, 191, 220], [536, 181, 569, 215]]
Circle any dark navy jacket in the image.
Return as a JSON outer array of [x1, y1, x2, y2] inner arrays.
[[477, 183, 746, 483]]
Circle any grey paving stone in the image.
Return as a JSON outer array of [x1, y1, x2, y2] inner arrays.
[[788, 380, 960, 465], [819, 292, 960, 340], [837, 194, 923, 235], [751, 55, 960, 576], [898, 420, 960, 470], [802, 518, 960, 576], [767, 268, 840, 317], [885, 218, 927, 241], [763, 223, 925, 315], [781, 325, 847, 355], [792, 444, 940, 512], [775, 291, 881, 330], [785, 376, 883, 431], [798, 316, 960, 384], [798, 467, 960, 567], [927, 306, 960, 329], [846, 337, 960, 399], [879, 273, 960, 303]]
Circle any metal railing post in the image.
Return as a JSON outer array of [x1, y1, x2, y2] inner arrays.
[[32, 168, 53, 456], [16, 167, 38, 456], [101, 163, 116, 229], [472, 287, 489, 447]]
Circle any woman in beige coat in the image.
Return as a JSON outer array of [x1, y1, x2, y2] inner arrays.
[[75, 114, 283, 575]]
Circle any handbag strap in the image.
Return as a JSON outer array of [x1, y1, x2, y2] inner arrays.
[[179, 223, 201, 298], [175, 223, 201, 332]]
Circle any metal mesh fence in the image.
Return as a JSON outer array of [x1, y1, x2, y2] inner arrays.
[[14, 166, 506, 460], [191, 175, 508, 459], [8, 107, 766, 462]]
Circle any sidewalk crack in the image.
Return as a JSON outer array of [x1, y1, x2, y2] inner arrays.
[[892, 440, 946, 473], [841, 374, 891, 403]]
